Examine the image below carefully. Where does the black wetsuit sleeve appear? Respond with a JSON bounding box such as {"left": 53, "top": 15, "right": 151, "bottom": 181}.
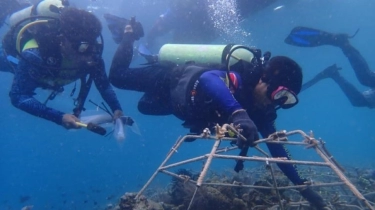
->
{"left": 260, "top": 120, "right": 307, "bottom": 186}
{"left": 9, "top": 49, "right": 65, "bottom": 125}
{"left": 92, "top": 59, "right": 122, "bottom": 112}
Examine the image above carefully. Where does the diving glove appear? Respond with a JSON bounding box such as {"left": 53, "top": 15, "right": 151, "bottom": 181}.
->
{"left": 229, "top": 109, "right": 259, "bottom": 148}
{"left": 230, "top": 110, "right": 259, "bottom": 173}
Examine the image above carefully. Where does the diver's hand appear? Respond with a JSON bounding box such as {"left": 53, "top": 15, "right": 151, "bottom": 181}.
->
{"left": 113, "top": 109, "right": 123, "bottom": 121}
{"left": 230, "top": 109, "right": 259, "bottom": 148}
{"left": 124, "top": 17, "right": 144, "bottom": 41}
{"left": 62, "top": 114, "right": 80, "bottom": 129}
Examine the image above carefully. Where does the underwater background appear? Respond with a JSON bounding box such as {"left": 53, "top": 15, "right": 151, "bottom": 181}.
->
{"left": 1, "top": 0, "right": 374, "bottom": 209}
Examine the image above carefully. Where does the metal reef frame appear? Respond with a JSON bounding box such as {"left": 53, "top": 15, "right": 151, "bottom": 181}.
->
{"left": 135, "top": 124, "right": 374, "bottom": 210}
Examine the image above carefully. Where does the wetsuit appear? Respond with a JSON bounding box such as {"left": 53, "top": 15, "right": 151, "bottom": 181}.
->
{"left": 302, "top": 43, "right": 375, "bottom": 108}
{"left": 109, "top": 32, "right": 310, "bottom": 186}
{"left": 9, "top": 48, "right": 122, "bottom": 125}
{"left": 340, "top": 43, "right": 375, "bottom": 108}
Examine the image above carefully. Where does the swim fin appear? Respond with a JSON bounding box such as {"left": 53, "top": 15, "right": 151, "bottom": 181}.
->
{"left": 103, "top": 13, "right": 129, "bottom": 44}
{"left": 137, "top": 43, "right": 158, "bottom": 64}
{"left": 284, "top": 26, "right": 359, "bottom": 47}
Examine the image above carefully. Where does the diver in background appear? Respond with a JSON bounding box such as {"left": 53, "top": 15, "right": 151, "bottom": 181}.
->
{"left": 104, "top": 0, "right": 277, "bottom": 48}
{"left": 108, "top": 18, "right": 330, "bottom": 209}
{"left": 302, "top": 64, "right": 375, "bottom": 108}
{"left": 286, "top": 26, "right": 375, "bottom": 109}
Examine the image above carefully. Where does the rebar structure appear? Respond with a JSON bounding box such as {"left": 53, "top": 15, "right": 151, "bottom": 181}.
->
{"left": 135, "top": 124, "right": 375, "bottom": 210}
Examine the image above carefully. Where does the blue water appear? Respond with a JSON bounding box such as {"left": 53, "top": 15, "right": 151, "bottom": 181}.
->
{"left": 1, "top": 0, "right": 374, "bottom": 209}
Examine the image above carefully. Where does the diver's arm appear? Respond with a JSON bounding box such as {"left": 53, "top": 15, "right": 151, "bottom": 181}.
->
{"left": 9, "top": 50, "right": 65, "bottom": 125}
{"left": 92, "top": 59, "right": 122, "bottom": 113}
{"left": 198, "top": 70, "right": 243, "bottom": 116}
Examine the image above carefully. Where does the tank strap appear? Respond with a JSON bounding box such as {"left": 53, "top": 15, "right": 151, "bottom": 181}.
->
{"left": 221, "top": 44, "right": 235, "bottom": 64}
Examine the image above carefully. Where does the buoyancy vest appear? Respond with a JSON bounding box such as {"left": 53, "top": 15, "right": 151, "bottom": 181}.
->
{"left": 22, "top": 39, "right": 84, "bottom": 88}
{"left": 170, "top": 65, "right": 208, "bottom": 120}
{"left": 170, "top": 61, "right": 262, "bottom": 122}
{"left": 21, "top": 38, "right": 93, "bottom": 116}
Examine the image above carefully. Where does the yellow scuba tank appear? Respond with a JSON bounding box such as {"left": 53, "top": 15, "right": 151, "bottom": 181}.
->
{"left": 158, "top": 44, "right": 255, "bottom": 68}
{"left": 9, "top": 0, "right": 66, "bottom": 27}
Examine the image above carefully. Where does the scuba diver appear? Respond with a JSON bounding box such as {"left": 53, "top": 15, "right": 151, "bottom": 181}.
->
{"left": 104, "top": 0, "right": 277, "bottom": 49}
{"left": 285, "top": 26, "right": 375, "bottom": 109}
{"left": 4, "top": 3, "right": 124, "bottom": 130}
{"left": 108, "top": 18, "right": 330, "bottom": 209}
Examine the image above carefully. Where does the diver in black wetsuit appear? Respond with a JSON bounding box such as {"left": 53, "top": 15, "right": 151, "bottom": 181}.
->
{"left": 108, "top": 19, "right": 330, "bottom": 209}
{"left": 286, "top": 26, "right": 375, "bottom": 109}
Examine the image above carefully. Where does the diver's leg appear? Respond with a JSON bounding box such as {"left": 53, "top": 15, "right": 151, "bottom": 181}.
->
{"left": 340, "top": 43, "right": 375, "bottom": 87}
{"left": 110, "top": 64, "right": 171, "bottom": 92}
{"left": 137, "top": 92, "right": 172, "bottom": 115}
{"left": 266, "top": 143, "right": 328, "bottom": 208}
{"left": 331, "top": 73, "right": 371, "bottom": 108}
{"left": 302, "top": 64, "right": 370, "bottom": 107}
{"left": 109, "top": 32, "right": 172, "bottom": 92}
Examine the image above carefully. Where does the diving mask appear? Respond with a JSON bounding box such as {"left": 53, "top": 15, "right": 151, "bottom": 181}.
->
{"left": 270, "top": 86, "right": 298, "bottom": 109}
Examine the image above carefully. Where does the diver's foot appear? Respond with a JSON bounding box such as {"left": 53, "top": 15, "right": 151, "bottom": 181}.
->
{"left": 328, "top": 33, "right": 351, "bottom": 47}
{"left": 143, "top": 54, "right": 158, "bottom": 64}
{"left": 316, "top": 64, "right": 342, "bottom": 79}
